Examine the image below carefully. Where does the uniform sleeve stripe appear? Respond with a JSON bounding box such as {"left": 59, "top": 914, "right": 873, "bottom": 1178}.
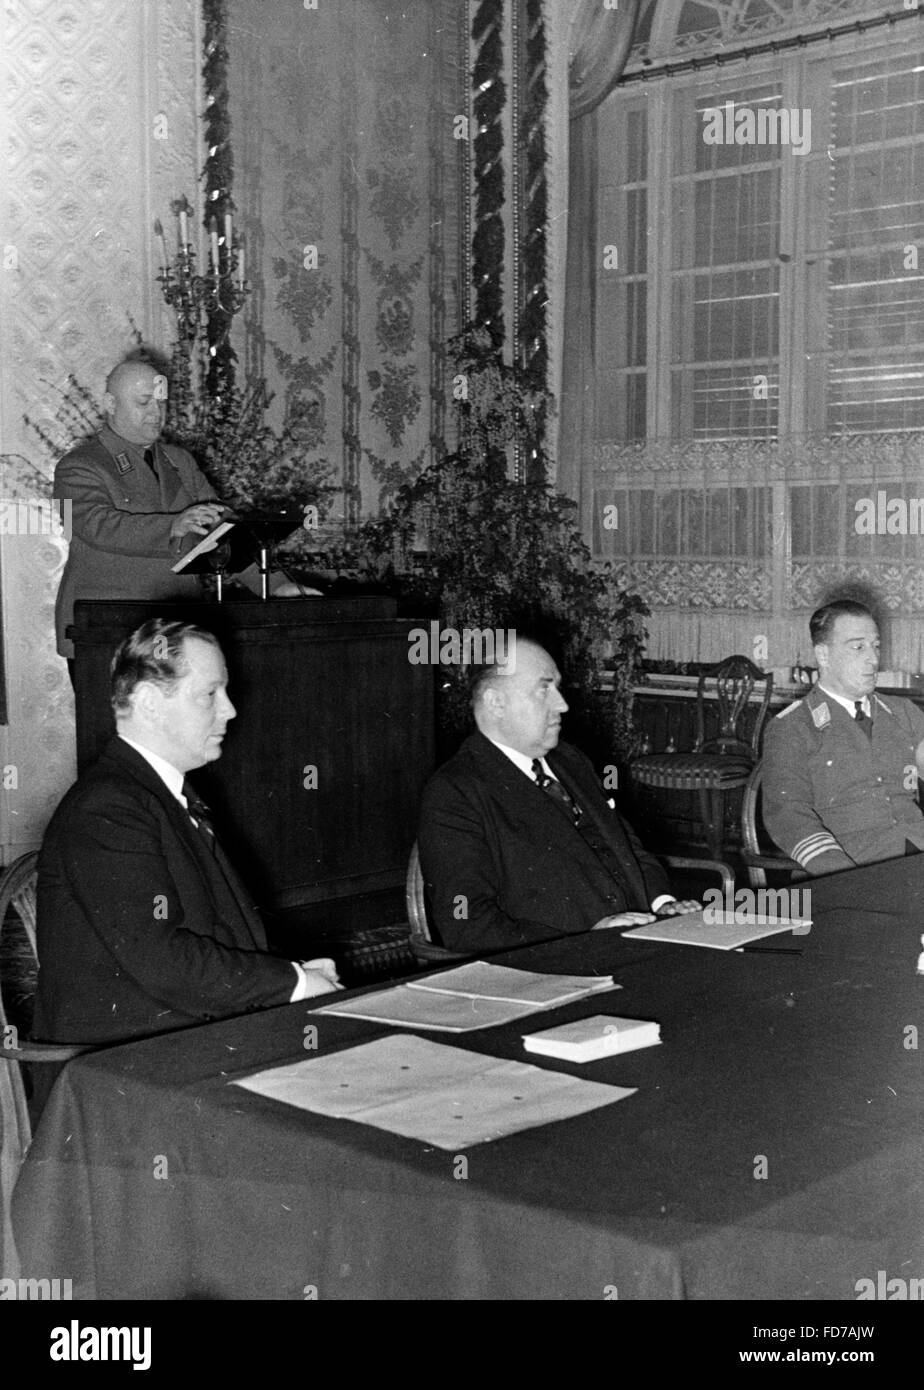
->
{"left": 796, "top": 843, "right": 841, "bottom": 866}
{"left": 792, "top": 832, "right": 842, "bottom": 866}
{"left": 792, "top": 833, "right": 838, "bottom": 854}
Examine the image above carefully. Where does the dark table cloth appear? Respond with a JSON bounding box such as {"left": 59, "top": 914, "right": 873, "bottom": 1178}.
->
{"left": 12, "top": 854, "right": 924, "bottom": 1300}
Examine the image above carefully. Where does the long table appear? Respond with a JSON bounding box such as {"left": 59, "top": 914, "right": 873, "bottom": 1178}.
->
{"left": 12, "top": 855, "right": 924, "bottom": 1300}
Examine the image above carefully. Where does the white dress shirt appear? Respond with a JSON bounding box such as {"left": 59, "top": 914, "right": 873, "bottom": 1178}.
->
{"left": 818, "top": 686, "right": 871, "bottom": 720}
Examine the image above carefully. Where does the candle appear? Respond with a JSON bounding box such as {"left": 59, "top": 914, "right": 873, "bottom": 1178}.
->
{"left": 178, "top": 205, "right": 189, "bottom": 247}
{"left": 238, "top": 243, "right": 245, "bottom": 289}
{"left": 224, "top": 212, "right": 233, "bottom": 252}
{"left": 209, "top": 218, "right": 220, "bottom": 277}
{"left": 153, "top": 218, "right": 168, "bottom": 274}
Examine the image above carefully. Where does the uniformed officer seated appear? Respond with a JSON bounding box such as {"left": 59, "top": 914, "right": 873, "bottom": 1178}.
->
{"left": 762, "top": 599, "right": 924, "bottom": 875}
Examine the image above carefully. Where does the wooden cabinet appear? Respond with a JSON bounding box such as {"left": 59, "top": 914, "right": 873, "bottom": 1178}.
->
{"left": 71, "top": 597, "right": 434, "bottom": 932}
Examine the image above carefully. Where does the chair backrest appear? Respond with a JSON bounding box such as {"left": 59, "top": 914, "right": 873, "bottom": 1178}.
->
{"left": 404, "top": 843, "right": 471, "bottom": 964}
{"left": 0, "top": 851, "right": 39, "bottom": 1278}
{"left": 739, "top": 761, "right": 804, "bottom": 889}
{"left": 405, "top": 842, "right": 432, "bottom": 945}
{"left": 695, "top": 655, "right": 773, "bottom": 758}
{"left": 740, "top": 762, "right": 766, "bottom": 860}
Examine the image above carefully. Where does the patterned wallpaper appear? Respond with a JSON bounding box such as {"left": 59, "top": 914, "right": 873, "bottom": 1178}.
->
{"left": 0, "top": 0, "right": 203, "bottom": 858}
{"left": 228, "top": 0, "right": 464, "bottom": 522}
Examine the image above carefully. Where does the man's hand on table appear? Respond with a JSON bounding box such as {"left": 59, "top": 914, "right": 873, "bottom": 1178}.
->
{"left": 302, "top": 958, "right": 342, "bottom": 993}
{"left": 591, "top": 911, "right": 657, "bottom": 931}
{"left": 290, "top": 957, "right": 343, "bottom": 1001}
{"left": 654, "top": 899, "right": 701, "bottom": 917}
{"left": 590, "top": 898, "right": 701, "bottom": 931}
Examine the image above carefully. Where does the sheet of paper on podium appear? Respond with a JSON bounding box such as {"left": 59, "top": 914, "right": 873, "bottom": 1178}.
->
{"left": 233, "top": 1033, "right": 635, "bottom": 1149}
{"left": 170, "top": 520, "right": 236, "bottom": 573}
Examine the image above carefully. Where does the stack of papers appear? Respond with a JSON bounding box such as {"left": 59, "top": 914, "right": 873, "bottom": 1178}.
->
{"left": 312, "top": 960, "right": 618, "bottom": 1032}
{"left": 233, "top": 1033, "right": 635, "bottom": 1149}
{"left": 523, "top": 1015, "right": 661, "bottom": 1063}
{"left": 621, "top": 907, "right": 810, "bottom": 951}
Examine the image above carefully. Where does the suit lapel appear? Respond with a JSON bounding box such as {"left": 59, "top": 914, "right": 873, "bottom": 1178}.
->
{"left": 468, "top": 734, "right": 606, "bottom": 863}
{"left": 101, "top": 739, "right": 267, "bottom": 949}
{"left": 549, "top": 746, "right": 650, "bottom": 906}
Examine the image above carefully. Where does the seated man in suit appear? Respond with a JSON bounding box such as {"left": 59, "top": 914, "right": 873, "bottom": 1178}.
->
{"left": 418, "top": 636, "right": 699, "bottom": 952}
{"left": 34, "top": 618, "right": 340, "bottom": 1047}
{"left": 763, "top": 599, "right": 924, "bottom": 874}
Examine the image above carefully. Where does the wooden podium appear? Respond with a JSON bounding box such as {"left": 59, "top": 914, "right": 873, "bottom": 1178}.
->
{"left": 71, "top": 597, "right": 435, "bottom": 932}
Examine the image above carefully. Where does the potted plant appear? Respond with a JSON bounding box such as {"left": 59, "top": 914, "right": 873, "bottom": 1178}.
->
{"left": 302, "top": 327, "right": 649, "bottom": 764}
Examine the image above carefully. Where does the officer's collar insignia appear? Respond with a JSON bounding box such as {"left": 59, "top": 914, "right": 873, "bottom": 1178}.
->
{"left": 811, "top": 701, "right": 831, "bottom": 729}
{"left": 115, "top": 452, "right": 133, "bottom": 474}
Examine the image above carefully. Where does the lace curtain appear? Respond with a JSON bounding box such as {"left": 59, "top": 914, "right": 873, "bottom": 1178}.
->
{"left": 560, "top": 9, "right": 924, "bottom": 675}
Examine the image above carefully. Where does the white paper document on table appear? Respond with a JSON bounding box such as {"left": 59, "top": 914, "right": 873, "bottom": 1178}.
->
{"left": 312, "top": 961, "right": 618, "bottom": 1031}
{"left": 233, "top": 1033, "right": 635, "bottom": 1149}
{"left": 407, "top": 960, "right": 617, "bottom": 1005}
{"left": 621, "top": 907, "right": 810, "bottom": 950}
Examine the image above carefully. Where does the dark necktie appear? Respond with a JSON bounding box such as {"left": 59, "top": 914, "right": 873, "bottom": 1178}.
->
{"left": 531, "top": 759, "right": 583, "bottom": 826}
{"left": 530, "top": 758, "right": 630, "bottom": 910}
{"left": 143, "top": 446, "right": 159, "bottom": 482}
{"left": 854, "top": 701, "right": 872, "bottom": 738}
{"left": 179, "top": 781, "right": 265, "bottom": 946}
{"left": 183, "top": 780, "right": 217, "bottom": 855}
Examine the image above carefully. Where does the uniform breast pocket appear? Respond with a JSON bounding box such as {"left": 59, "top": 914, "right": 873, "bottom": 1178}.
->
{"left": 812, "top": 755, "right": 867, "bottom": 809}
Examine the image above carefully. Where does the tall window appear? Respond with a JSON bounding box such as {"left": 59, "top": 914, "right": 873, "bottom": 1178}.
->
{"left": 591, "top": 27, "right": 924, "bottom": 674}
{"left": 670, "top": 80, "right": 782, "bottom": 440}
{"left": 816, "top": 52, "right": 924, "bottom": 434}
{"left": 601, "top": 43, "right": 924, "bottom": 443}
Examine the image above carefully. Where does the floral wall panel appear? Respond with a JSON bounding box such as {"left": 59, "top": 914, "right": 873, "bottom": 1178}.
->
{"left": 0, "top": 0, "right": 202, "bottom": 857}
{"left": 228, "top": 0, "right": 463, "bottom": 521}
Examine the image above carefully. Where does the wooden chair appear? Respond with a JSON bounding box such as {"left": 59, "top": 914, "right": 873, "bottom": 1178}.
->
{"left": 630, "top": 655, "right": 773, "bottom": 861}
{"left": 405, "top": 843, "right": 470, "bottom": 966}
{"left": 663, "top": 851, "right": 735, "bottom": 899}
{"left": 740, "top": 762, "right": 805, "bottom": 890}
{"left": 0, "top": 852, "right": 93, "bottom": 1277}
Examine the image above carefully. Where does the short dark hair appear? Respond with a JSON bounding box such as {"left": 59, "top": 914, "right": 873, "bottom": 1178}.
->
{"left": 110, "top": 618, "right": 220, "bottom": 714}
{"left": 469, "top": 661, "right": 503, "bottom": 710}
{"left": 469, "top": 633, "right": 549, "bottom": 711}
{"left": 810, "top": 600, "right": 876, "bottom": 648}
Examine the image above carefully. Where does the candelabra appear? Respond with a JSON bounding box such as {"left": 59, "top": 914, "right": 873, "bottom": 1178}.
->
{"left": 154, "top": 196, "right": 249, "bottom": 347}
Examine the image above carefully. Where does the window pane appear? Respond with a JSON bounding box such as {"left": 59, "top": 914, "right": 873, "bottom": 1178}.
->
{"left": 670, "top": 81, "right": 781, "bottom": 441}
{"left": 596, "top": 99, "right": 648, "bottom": 445}
{"left": 825, "top": 51, "right": 924, "bottom": 432}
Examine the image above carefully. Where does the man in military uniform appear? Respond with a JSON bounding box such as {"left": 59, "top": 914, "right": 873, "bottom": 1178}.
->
{"left": 763, "top": 599, "right": 924, "bottom": 874}
{"left": 54, "top": 355, "right": 301, "bottom": 678}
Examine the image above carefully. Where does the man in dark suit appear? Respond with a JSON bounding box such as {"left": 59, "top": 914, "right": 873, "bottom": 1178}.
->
{"left": 418, "top": 637, "right": 699, "bottom": 952}
{"left": 53, "top": 356, "right": 302, "bottom": 670}
{"left": 34, "top": 618, "right": 340, "bottom": 1046}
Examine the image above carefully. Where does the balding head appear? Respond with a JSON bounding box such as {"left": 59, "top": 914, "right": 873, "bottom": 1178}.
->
{"left": 474, "top": 637, "right": 569, "bottom": 758}
{"left": 104, "top": 360, "right": 167, "bottom": 446}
